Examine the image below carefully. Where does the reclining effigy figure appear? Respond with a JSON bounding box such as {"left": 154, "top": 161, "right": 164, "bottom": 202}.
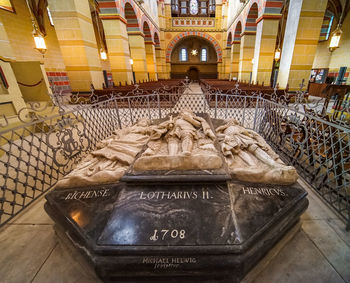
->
{"left": 216, "top": 119, "right": 298, "bottom": 184}
{"left": 55, "top": 110, "right": 222, "bottom": 188}
{"left": 54, "top": 112, "right": 297, "bottom": 189}
{"left": 134, "top": 109, "right": 222, "bottom": 171}
{"left": 54, "top": 119, "right": 151, "bottom": 189}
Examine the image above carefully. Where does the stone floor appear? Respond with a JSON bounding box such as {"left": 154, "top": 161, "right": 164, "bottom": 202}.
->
{"left": 0, "top": 178, "right": 349, "bottom": 283}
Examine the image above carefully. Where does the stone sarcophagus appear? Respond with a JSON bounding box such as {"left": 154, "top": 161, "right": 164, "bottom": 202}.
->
{"left": 45, "top": 110, "right": 308, "bottom": 282}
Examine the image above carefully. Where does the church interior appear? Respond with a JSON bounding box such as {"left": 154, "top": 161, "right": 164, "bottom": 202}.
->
{"left": 0, "top": 0, "right": 350, "bottom": 282}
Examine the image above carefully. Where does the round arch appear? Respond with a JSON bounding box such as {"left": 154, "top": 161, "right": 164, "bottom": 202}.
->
{"left": 166, "top": 32, "right": 223, "bottom": 62}
{"left": 142, "top": 20, "right": 152, "bottom": 43}
{"left": 227, "top": 32, "right": 232, "bottom": 48}
{"left": 233, "top": 21, "right": 242, "bottom": 42}
{"left": 124, "top": 2, "right": 140, "bottom": 32}
{"left": 245, "top": 2, "right": 259, "bottom": 33}
{"left": 153, "top": 32, "right": 160, "bottom": 48}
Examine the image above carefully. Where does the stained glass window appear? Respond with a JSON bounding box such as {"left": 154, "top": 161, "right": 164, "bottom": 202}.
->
{"left": 180, "top": 48, "right": 188, "bottom": 61}
{"left": 190, "top": 0, "right": 198, "bottom": 15}
{"left": 201, "top": 48, "right": 207, "bottom": 61}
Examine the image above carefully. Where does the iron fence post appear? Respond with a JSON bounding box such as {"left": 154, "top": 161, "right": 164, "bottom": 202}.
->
{"left": 215, "top": 93, "right": 217, "bottom": 119}
{"left": 242, "top": 97, "right": 246, "bottom": 127}
{"left": 147, "top": 96, "right": 151, "bottom": 120}
{"left": 225, "top": 95, "right": 228, "bottom": 119}
{"left": 128, "top": 97, "right": 133, "bottom": 125}
{"left": 114, "top": 98, "right": 122, "bottom": 129}
{"left": 158, "top": 93, "right": 162, "bottom": 119}
{"left": 253, "top": 97, "right": 259, "bottom": 131}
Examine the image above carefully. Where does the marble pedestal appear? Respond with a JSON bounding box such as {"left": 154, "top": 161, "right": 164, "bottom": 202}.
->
{"left": 45, "top": 181, "right": 308, "bottom": 282}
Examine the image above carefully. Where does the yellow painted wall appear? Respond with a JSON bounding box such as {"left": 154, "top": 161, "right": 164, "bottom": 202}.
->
{"left": 164, "top": 31, "right": 224, "bottom": 76}
{"left": 11, "top": 61, "right": 51, "bottom": 101}
{"left": 313, "top": 13, "right": 350, "bottom": 84}
{"left": 0, "top": 0, "right": 66, "bottom": 73}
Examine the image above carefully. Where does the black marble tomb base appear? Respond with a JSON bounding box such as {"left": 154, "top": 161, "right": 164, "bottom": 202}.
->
{"left": 45, "top": 181, "right": 308, "bottom": 282}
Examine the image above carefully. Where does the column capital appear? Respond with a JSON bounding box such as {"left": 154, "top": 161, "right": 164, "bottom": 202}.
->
{"left": 256, "top": 14, "right": 282, "bottom": 24}
{"left": 240, "top": 31, "right": 256, "bottom": 37}
{"left": 128, "top": 31, "right": 145, "bottom": 37}
{"left": 100, "top": 14, "right": 127, "bottom": 25}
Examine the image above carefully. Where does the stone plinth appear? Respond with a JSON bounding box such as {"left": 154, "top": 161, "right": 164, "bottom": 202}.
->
{"left": 45, "top": 181, "right": 308, "bottom": 282}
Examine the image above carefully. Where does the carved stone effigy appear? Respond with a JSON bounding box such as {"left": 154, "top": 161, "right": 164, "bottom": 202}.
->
{"left": 54, "top": 119, "right": 151, "bottom": 189}
{"left": 215, "top": 119, "right": 298, "bottom": 185}
{"left": 45, "top": 110, "right": 308, "bottom": 282}
{"left": 133, "top": 110, "right": 222, "bottom": 171}
{"left": 55, "top": 110, "right": 297, "bottom": 187}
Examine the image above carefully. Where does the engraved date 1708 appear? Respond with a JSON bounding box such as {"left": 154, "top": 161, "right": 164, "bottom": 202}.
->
{"left": 150, "top": 229, "right": 186, "bottom": 241}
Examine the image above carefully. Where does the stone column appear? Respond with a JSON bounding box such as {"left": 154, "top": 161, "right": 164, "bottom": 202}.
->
{"left": 218, "top": 62, "right": 224, "bottom": 79}
{"left": 48, "top": 0, "right": 104, "bottom": 91}
{"left": 166, "top": 62, "right": 171, "bottom": 78}
{"left": 128, "top": 33, "right": 148, "bottom": 83}
{"left": 0, "top": 19, "right": 27, "bottom": 116}
{"left": 224, "top": 47, "right": 231, "bottom": 79}
{"left": 277, "top": 0, "right": 327, "bottom": 90}
{"left": 230, "top": 42, "right": 240, "bottom": 80}
{"left": 238, "top": 33, "right": 256, "bottom": 82}
{"left": 145, "top": 43, "right": 157, "bottom": 80}
{"left": 157, "top": 31, "right": 168, "bottom": 79}
{"left": 100, "top": 17, "right": 133, "bottom": 85}
{"left": 252, "top": 17, "right": 280, "bottom": 85}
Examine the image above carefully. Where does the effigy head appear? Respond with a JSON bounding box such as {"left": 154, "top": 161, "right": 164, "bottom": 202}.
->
{"left": 135, "top": 118, "right": 150, "bottom": 127}
{"left": 225, "top": 119, "right": 241, "bottom": 126}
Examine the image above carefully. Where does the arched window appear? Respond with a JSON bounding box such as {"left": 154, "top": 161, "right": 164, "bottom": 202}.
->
{"left": 171, "top": 0, "right": 215, "bottom": 17}
{"left": 180, "top": 48, "right": 188, "bottom": 61}
{"left": 190, "top": 0, "right": 198, "bottom": 15}
{"left": 201, "top": 48, "right": 207, "bottom": 62}
{"left": 171, "top": 0, "right": 179, "bottom": 13}
{"left": 319, "top": 10, "right": 334, "bottom": 41}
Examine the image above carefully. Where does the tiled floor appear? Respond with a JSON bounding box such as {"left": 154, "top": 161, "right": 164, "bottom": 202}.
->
{"left": 0, "top": 178, "right": 349, "bottom": 283}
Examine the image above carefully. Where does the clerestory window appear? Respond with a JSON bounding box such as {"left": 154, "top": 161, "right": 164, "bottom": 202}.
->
{"left": 171, "top": 0, "right": 215, "bottom": 17}
{"left": 201, "top": 48, "right": 207, "bottom": 62}
{"left": 180, "top": 48, "right": 188, "bottom": 61}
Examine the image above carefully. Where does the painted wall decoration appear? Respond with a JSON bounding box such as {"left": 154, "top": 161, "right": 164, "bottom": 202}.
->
{"left": 172, "top": 18, "right": 215, "bottom": 27}
{"left": 227, "top": 0, "right": 283, "bottom": 36}
{"left": 97, "top": 0, "right": 160, "bottom": 38}
{"left": 166, "top": 32, "right": 223, "bottom": 62}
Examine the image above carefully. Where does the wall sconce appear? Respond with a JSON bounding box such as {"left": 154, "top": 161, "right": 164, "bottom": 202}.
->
{"left": 130, "top": 58, "right": 134, "bottom": 65}
{"left": 100, "top": 49, "right": 107, "bottom": 60}
{"left": 274, "top": 47, "right": 281, "bottom": 61}
{"left": 329, "top": 25, "right": 342, "bottom": 52}
{"left": 33, "top": 33, "right": 47, "bottom": 55}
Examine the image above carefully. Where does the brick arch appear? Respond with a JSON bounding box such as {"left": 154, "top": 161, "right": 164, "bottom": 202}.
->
{"left": 245, "top": 2, "right": 259, "bottom": 32}
{"left": 166, "top": 32, "right": 223, "bottom": 62}
{"left": 263, "top": 0, "right": 283, "bottom": 14}
{"left": 233, "top": 21, "right": 243, "bottom": 42}
{"left": 122, "top": 0, "right": 140, "bottom": 31}
{"left": 227, "top": 32, "right": 232, "bottom": 48}
{"left": 153, "top": 31, "right": 160, "bottom": 48}
{"left": 232, "top": 0, "right": 261, "bottom": 34}
{"left": 142, "top": 20, "right": 152, "bottom": 43}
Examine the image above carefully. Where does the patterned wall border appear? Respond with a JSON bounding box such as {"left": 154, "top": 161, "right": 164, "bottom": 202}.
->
{"left": 166, "top": 31, "right": 223, "bottom": 62}
{"left": 227, "top": 0, "right": 283, "bottom": 36}
{"left": 98, "top": 0, "right": 159, "bottom": 43}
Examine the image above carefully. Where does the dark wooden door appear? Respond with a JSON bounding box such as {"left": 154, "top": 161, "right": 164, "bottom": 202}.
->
{"left": 188, "top": 67, "right": 199, "bottom": 81}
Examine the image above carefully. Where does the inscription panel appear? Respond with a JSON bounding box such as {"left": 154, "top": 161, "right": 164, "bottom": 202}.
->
{"left": 97, "top": 183, "right": 236, "bottom": 246}
{"left": 142, "top": 256, "right": 198, "bottom": 270}
{"left": 45, "top": 184, "right": 120, "bottom": 239}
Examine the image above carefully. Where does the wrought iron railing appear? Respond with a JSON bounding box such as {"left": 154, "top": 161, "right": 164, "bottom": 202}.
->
{"left": 0, "top": 84, "right": 349, "bottom": 230}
